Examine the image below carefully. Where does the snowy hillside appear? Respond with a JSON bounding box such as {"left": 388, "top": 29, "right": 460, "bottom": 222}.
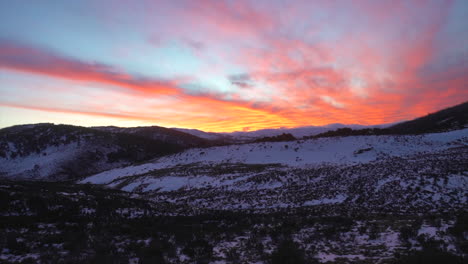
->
{"left": 0, "top": 124, "right": 189, "bottom": 180}
{"left": 82, "top": 128, "right": 468, "bottom": 183}
{"left": 81, "top": 129, "right": 468, "bottom": 213}
{"left": 93, "top": 125, "right": 212, "bottom": 147}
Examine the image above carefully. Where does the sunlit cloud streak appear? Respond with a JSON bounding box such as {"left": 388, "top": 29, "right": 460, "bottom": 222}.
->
{"left": 0, "top": 40, "right": 181, "bottom": 95}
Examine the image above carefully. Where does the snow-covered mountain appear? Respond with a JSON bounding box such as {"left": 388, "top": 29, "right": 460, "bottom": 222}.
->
{"left": 172, "top": 127, "right": 232, "bottom": 141}
{"left": 93, "top": 125, "right": 214, "bottom": 147}
{"left": 2, "top": 102, "right": 466, "bottom": 182}
{"left": 81, "top": 128, "right": 468, "bottom": 212}
{"left": 73, "top": 127, "right": 467, "bottom": 263}
{"left": 0, "top": 123, "right": 208, "bottom": 180}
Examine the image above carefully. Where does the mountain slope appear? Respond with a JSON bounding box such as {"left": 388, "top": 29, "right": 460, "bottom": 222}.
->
{"left": 389, "top": 101, "right": 468, "bottom": 134}
{"left": 81, "top": 129, "right": 468, "bottom": 212}
{"left": 0, "top": 124, "right": 203, "bottom": 180}
{"left": 93, "top": 125, "right": 214, "bottom": 147}
{"left": 75, "top": 127, "right": 468, "bottom": 262}
{"left": 304, "top": 102, "right": 468, "bottom": 139}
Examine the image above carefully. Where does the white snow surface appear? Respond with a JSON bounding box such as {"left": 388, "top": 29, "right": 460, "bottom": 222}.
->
{"left": 81, "top": 129, "right": 468, "bottom": 186}
{"left": 0, "top": 144, "right": 81, "bottom": 179}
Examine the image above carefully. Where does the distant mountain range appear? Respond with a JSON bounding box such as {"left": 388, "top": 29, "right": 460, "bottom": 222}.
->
{"left": 176, "top": 101, "right": 468, "bottom": 140}
{"left": 174, "top": 124, "right": 370, "bottom": 141}
{"left": 220, "top": 123, "right": 372, "bottom": 140}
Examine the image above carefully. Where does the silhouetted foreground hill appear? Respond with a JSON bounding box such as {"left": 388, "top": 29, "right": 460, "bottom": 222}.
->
{"left": 389, "top": 101, "right": 468, "bottom": 134}
{"left": 308, "top": 101, "right": 467, "bottom": 138}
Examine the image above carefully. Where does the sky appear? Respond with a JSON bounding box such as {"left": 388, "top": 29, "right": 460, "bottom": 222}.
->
{"left": 0, "top": 0, "right": 467, "bottom": 132}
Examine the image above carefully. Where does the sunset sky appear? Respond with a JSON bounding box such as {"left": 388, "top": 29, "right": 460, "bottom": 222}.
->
{"left": 0, "top": 0, "right": 467, "bottom": 132}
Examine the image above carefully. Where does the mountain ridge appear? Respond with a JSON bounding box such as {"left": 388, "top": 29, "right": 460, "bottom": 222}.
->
{"left": 0, "top": 123, "right": 210, "bottom": 180}
{"left": 1, "top": 102, "right": 466, "bottom": 181}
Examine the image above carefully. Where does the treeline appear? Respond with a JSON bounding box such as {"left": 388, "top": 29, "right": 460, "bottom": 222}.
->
{"left": 254, "top": 133, "right": 296, "bottom": 143}
{"left": 305, "top": 127, "right": 391, "bottom": 139}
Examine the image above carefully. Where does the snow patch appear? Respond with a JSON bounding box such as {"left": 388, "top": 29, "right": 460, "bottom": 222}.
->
{"left": 303, "top": 194, "right": 347, "bottom": 206}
